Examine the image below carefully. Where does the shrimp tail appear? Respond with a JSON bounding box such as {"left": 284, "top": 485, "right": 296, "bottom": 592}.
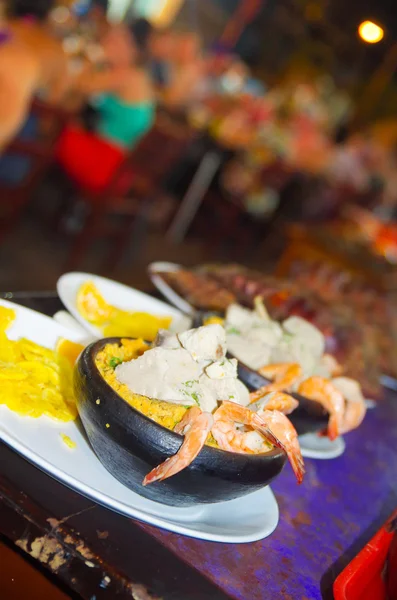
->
{"left": 327, "top": 414, "right": 339, "bottom": 441}
{"left": 258, "top": 422, "right": 305, "bottom": 484}
{"left": 143, "top": 408, "right": 213, "bottom": 486}
{"left": 289, "top": 451, "right": 305, "bottom": 485}
{"left": 257, "top": 409, "right": 305, "bottom": 484}
{"left": 252, "top": 419, "right": 286, "bottom": 451}
{"left": 143, "top": 456, "right": 182, "bottom": 486}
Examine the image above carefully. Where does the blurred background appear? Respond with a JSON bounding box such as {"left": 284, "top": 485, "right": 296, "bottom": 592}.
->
{"left": 2, "top": 0, "right": 397, "bottom": 291}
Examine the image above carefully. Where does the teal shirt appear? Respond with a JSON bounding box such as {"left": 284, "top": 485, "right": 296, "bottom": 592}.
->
{"left": 95, "top": 94, "right": 155, "bottom": 149}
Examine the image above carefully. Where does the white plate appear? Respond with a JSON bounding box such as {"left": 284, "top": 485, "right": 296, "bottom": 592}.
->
{"left": 57, "top": 272, "right": 191, "bottom": 338}
{"left": 299, "top": 432, "right": 346, "bottom": 460}
{"left": 148, "top": 262, "right": 196, "bottom": 316}
{"left": 0, "top": 299, "right": 279, "bottom": 543}
{"left": 380, "top": 374, "right": 397, "bottom": 392}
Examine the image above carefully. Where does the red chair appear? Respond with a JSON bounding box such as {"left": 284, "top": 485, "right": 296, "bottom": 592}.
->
{"left": 60, "top": 115, "right": 196, "bottom": 272}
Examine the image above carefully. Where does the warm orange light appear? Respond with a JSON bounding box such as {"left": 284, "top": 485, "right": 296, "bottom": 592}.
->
{"left": 358, "top": 20, "right": 384, "bottom": 44}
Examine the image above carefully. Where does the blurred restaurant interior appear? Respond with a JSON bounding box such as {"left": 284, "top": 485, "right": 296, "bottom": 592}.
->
{"left": 2, "top": 0, "right": 397, "bottom": 291}
{"left": 2, "top": 0, "right": 397, "bottom": 598}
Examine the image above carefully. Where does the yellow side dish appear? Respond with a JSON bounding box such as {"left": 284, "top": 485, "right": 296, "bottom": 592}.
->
{"left": 77, "top": 281, "right": 114, "bottom": 325}
{"left": 60, "top": 433, "right": 76, "bottom": 449}
{"left": 77, "top": 281, "right": 172, "bottom": 342}
{"left": 0, "top": 305, "right": 16, "bottom": 332}
{"left": 56, "top": 338, "right": 85, "bottom": 366}
{"left": 0, "top": 311, "right": 77, "bottom": 422}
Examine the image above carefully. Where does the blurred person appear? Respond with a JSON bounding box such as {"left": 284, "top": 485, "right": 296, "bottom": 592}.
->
{"left": 130, "top": 18, "right": 174, "bottom": 90}
{"left": 0, "top": 0, "right": 67, "bottom": 152}
{"left": 162, "top": 31, "right": 205, "bottom": 109}
{"left": 56, "top": 23, "right": 155, "bottom": 193}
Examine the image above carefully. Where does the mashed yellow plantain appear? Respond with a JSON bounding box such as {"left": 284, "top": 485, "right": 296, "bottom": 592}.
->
{"left": 0, "top": 307, "right": 77, "bottom": 422}
{"left": 0, "top": 305, "right": 16, "bottom": 332}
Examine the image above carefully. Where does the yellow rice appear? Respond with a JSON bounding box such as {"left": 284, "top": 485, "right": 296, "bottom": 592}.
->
{"left": 95, "top": 339, "right": 218, "bottom": 447}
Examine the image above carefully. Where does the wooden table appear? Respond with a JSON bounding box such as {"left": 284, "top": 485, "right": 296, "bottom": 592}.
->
{"left": 1, "top": 292, "right": 397, "bottom": 599}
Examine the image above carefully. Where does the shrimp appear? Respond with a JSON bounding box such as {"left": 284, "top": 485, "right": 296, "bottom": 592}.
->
{"left": 250, "top": 391, "right": 299, "bottom": 415}
{"left": 331, "top": 376, "right": 366, "bottom": 434}
{"left": 320, "top": 354, "right": 343, "bottom": 377}
{"left": 250, "top": 363, "right": 302, "bottom": 403}
{"left": 143, "top": 407, "right": 213, "bottom": 486}
{"left": 212, "top": 401, "right": 305, "bottom": 483}
{"left": 259, "top": 409, "right": 305, "bottom": 484}
{"left": 341, "top": 398, "right": 366, "bottom": 434}
{"left": 298, "top": 377, "right": 345, "bottom": 441}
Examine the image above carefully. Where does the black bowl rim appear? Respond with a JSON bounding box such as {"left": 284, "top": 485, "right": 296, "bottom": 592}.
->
{"left": 192, "top": 311, "right": 330, "bottom": 418}
{"left": 81, "top": 337, "right": 286, "bottom": 462}
{"left": 235, "top": 358, "right": 329, "bottom": 417}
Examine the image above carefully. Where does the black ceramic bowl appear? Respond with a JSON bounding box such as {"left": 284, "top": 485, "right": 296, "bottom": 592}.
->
{"left": 74, "top": 338, "right": 287, "bottom": 507}
{"left": 193, "top": 312, "right": 329, "bottom": 435}
{"left": 237, "top": 362, "right": 329, "bottom": 436}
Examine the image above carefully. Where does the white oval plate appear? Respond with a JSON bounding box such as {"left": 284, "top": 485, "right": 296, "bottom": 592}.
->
{"left": 299, "top": 432, "right": 346, "bottom": 460}
{"left": 380, "top": 374, "right": 397, "bottom": 392}
{"left": 0, "top": 299, "right": 279, "bottom": 543}
{"left": 148, "top": 262, "right": 196, "bottom": 316}
{"left": 57, "top": 272, "right": 191, "bottom": 338}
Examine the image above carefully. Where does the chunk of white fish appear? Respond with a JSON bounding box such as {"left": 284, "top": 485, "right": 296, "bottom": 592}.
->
{"left": 282, "top": 316, "right": 325, "bottom": 361}
{"left": 178, "top": 324, "right": 226, "bottom": 362}
{"left": 116, "top": 347, "right": 201, "bottom": 406}
{"left": 205, "top": 358, "right": 237, "bottom": 380}
{"left": 153, "top": 329, "right": 180, "bottom": 349}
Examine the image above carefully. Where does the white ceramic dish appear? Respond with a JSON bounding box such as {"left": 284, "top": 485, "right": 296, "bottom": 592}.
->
{"left": 57, "top": 272, "right": 191, "bottom": 338}
{"left": 299, "top": 432, "right": 346, "bottom": 460}
{"left": 380, "top": 374, "right": 397, "bottom": 392}
{"left": 0, "top": 299, "right": 279, "bottom": 543}
{"left": 148, "top": 262, "right": 196, "bottom": 315}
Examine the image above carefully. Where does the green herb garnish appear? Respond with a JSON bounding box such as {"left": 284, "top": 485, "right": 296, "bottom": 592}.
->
{"left": 191, "top": 392, "right": 200, "bottom": 406}
{"left": 227, "top": 327, "right": 241, "bottom": 335}
{"left": 109, "top": 357, "right": 122, "bottom": 369}
{"left": 183, "top": 380, "right": 199, "bottom": 388}
{"left": 283, "top": 333, "right": 294, "bottom": 342}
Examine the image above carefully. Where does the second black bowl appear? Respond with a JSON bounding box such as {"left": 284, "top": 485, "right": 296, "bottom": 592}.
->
{"left": 236, "top": 362, "right": 329, "bottom": 436}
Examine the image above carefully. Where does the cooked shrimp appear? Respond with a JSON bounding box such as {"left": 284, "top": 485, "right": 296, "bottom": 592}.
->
{"left": 331, "top": 377, "right": 366, "bottom": 434}
{"left": 250, "top": 363, "right": 303, "bottom": 403}
{"left": 298, "top": 377, "right": 345, "bottom": 441}
{"left": 321, "top": 354, "right": 343, "bottom": 377}
{"left": 341, "top": 398, "right": 366, "bottom": 434}
{"left": 143, "top": 407, "right": 213, "bottom": 486}
{"left": 259, "top": 409, "right": 305, "bottom": 484}
{"left": 250, "top": 391, "right": 299, "bottom": 415}
{"left": 212, "top": 401, "right": 282, "bottom": 453}
{"left": 212, "top": 401, "right": 305, "bottom": 483}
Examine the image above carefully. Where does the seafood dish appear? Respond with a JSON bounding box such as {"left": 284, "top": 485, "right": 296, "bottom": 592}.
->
{"left": 153, "top": 263, "right": 390, "bottom": 398}
{"left": 77, "top": 281, "right": 172, "bottom": 341}
{"left": 74, "top": 324, "right": 305, "bottom": 505}
{"left": 98, "top": 324, "right": 303, "bottom": 484}
{"left": 224, "top": 299, "right": 366, "bottom": 440}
